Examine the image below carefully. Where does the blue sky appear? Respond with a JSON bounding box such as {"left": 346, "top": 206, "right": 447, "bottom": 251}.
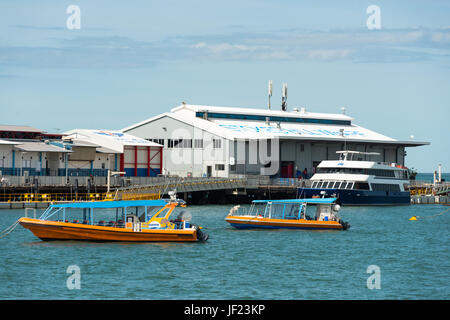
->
{"left": 0, "top": 0, "right": 449, "bottom": 172}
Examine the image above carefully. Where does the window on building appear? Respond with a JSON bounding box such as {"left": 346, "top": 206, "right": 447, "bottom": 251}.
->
{"left": 22, "top": 160, "right": 31, "bottom": 168}
{"left": 147, "top": 138, "right": 164, "bottom": 147}
{"left": 168, "top": 139, "right": 192, "bottom": 148}
{"left": 183, "top": 139, "right": 192, "bottom": 148}
{"left": 213, "top": 139, "right": 222, "bottom": 148}
{"left": 194, "top": 139, "right": 203, "bottom": 148}
{"left": 167, "top": 139, "right": 192, "bottom": 148}
{"left": 215, "top": 164, "right": 225, "bottom": 171}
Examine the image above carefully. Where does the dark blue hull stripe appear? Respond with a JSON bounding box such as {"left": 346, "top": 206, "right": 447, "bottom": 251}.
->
{"left": 297, "top": 188, "right": 410, "bottom": 205}
{"left": 229, "top": 223, "right": 337, "bottom": 230}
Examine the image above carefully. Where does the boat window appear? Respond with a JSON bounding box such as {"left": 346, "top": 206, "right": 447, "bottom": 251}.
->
{"left": 345, "top": 182, "right": 354, "bottom": 189}
{"left": 253, "top": 203, "right": 267, "bottom": 217}
{"left": 311, "top": 181, "right": 317, "bottom": 188}
{"left": 371, "top": 183, "right": 401, "bottom": 192}
{"left": 270, "top": 203, "right": 285, "bottom": 219}
{"left": 368, "top": 169, "right": 395, "bottom": 178}
{"left": 335, "top": 181, "right": 342, "bottom": 189}
{"left": 284, "top": 203, "right": 300, "bottom": 219}
{"left": 155, "top": 207, "right": 171, "bottom": 218}
{"left": 354, "top": 182, "right": 370, "bottom": 190}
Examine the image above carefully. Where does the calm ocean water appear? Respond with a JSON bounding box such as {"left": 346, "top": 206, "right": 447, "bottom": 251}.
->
{"left": 415, "top": 172, "right": 450, "bottom": 183}
{"left": 0, "top": 201, "right": 449, "bottom": 300}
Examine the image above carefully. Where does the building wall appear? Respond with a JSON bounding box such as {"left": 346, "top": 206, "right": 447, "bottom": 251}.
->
{"left": 123, "top": 116, "right": 408, "bottom": 178}
{"left": 0, "top": 145, "right": 16, "bottom": 175}
{"left": 123, "top": 146, "right": 162, "bottom": 177}
{"left": 66, "top": 152, "right": 114, "bottom": 177}
{"left": 124, "top": 116, "right": 229, "bottom": 177}
{"left": 0, "top": 146, "right": 60, "bottom": 176}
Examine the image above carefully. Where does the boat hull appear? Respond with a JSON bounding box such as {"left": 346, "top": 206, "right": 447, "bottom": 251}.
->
{"left": 297, "top": 188, "right": 410, "bottom": 205}
{"left": 19, "top": 217, "right": 198, "bottom": 242}
{"left": 225, "top": 215, "right": 343, "bottom": 230}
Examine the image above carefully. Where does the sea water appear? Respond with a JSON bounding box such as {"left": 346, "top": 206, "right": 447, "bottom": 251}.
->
{"left": 0, "top": 203, "right": 448, "bottom": 300}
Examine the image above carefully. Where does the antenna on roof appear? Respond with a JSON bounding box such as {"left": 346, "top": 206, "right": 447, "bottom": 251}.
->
{"left": 281, "top": 83, "right": 287, "bottom": 111}
{"left": 341, "top": 106, "right": 346, "bottom": 114}
{"left": 268, "top": 80, "right": 272, "bottom": 110}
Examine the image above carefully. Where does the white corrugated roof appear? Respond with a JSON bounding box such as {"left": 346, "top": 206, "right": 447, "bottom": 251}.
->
{"left": 121, "top": 104, "right": 429, "bottom": 146}
{"left": 171, "top": 104, "right": 354, "bottom": 121}
{"left": 0, "top": 139, "right": 21, "bottom": 145}
{"left": 14, "top": 141, "right": 71, "bottom": 153}
{"left": 0, "top": 125, "right": 44, "bottom": 133}
{"left": 64, "top": 129, "right": 162, "bottom": 153}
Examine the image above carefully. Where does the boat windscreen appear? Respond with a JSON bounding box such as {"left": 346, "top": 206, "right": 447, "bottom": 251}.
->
{"left": 270, "top": 203, "right": 301, "bottom": 219}
{"left": 251, "top": 203, "right": 267, "bottom": 217}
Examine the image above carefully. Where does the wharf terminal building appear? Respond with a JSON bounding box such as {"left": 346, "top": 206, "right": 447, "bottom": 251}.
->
{"left": 122, "top": 104, "right": 428, "bottom": 179}
{"left": 0, "top": 125, "right": 162, "bottom": 182}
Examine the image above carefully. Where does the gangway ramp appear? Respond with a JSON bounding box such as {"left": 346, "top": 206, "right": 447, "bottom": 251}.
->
{"left": 114, "top": 177, "right": 247, "bottom": 200}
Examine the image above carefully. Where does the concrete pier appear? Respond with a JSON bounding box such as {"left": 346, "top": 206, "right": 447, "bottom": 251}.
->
{"left": 411, "top": 195, "right": 449, "bottom": 205}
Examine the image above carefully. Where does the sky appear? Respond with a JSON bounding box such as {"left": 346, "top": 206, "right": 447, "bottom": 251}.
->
{"left": 0, "top": 0, "right": 449, "bottom": 172}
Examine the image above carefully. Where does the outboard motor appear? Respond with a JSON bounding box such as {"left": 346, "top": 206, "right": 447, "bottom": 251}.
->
{"left": 339, "top": 219, "right": 351, "bottom": 230}
{"left": 194, "top": 225, "right": 209, "bottom": 242}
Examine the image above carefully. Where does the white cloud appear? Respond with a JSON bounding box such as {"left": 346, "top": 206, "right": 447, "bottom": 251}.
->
{"left": 2, "top": 27, "right": 450, "bottom": 69}
{"left": 307, "top": 49, "right": 352, "bottom": 60}
{"left": 192, "top": 42, "right": 257, "bottom": 53}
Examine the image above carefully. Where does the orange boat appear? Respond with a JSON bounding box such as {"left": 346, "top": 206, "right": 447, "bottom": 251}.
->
{"left": 225, "top": 198, "right": 350, "bottom": 230}
{"left": 19, "top": 199, "right": 208, "bottom": 242}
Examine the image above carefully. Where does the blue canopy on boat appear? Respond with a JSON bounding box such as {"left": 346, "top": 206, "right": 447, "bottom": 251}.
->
{"left": 49, "top": 200, "right": 168, "bottom": 209}
{"left": 252, "top": 198, "right": 337, "bottom": 204}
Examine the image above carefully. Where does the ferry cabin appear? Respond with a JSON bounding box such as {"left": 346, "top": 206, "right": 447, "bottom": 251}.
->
{"left": 299, "top": 151, "right": 411, "bottom": 205}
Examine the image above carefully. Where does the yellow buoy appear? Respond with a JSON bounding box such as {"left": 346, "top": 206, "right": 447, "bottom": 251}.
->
{"left": 409, "top": 216, "right": 417, "bottom": 221}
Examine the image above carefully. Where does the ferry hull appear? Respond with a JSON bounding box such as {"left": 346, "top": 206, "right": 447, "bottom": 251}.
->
{"left": 225, "top": 216, "right": 344, "bottom": 230}
{"left": 19, "top": 217, "right": 198, "bottom": 242}
{"left": 297, "top": 188, "right": 410, "bottom": 206}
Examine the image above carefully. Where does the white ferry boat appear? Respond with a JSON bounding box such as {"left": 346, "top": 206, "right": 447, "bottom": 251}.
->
{"left": 297, "top": 151, "right": 410, "bottom": 205}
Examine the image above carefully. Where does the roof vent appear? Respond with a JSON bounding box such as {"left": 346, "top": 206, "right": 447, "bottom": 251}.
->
{"left": 281, "top": 83, "right": 287, "bottom": 111}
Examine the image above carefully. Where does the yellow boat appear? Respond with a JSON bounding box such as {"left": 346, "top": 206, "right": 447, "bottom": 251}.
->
{"left": 225, "top": 198, "right": 350, "bottom": 230}
{"left": 19, "top": 198, "right": 208, "bottom": 242}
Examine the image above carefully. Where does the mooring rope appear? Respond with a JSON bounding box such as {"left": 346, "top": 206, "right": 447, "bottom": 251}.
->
{"left": 410, "top": 206, "right": 450, "bottom": 220}
{"left": 0, "top": 219, "right": 20, "bottom": 239}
